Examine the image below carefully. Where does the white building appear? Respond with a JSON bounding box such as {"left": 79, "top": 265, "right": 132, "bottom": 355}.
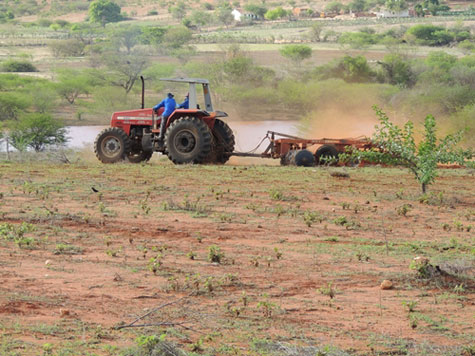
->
{"left": 231, "top": 9, "right": 242, "bottom": 21}
{"left": 375, "top": 9, "right": 410, "bottom": 18}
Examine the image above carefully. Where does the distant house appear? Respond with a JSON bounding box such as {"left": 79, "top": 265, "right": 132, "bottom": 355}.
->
{"left": 375, "top": 9, "right": 410, "bottom": 18}
{"left": 231, "top": 9, "right": 242, "bottom": 21}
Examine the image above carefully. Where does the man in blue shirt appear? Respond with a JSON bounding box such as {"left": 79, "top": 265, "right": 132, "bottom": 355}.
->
{"left": 153, "top": 92, "right": 176, "bottom": 146}
{"left": 177, "top": 94, "right": 189, "bottom": 109}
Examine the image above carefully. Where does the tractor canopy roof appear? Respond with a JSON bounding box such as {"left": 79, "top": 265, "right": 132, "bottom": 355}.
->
{"left": 159, "top": 77, "right": 209, "bottom": 84}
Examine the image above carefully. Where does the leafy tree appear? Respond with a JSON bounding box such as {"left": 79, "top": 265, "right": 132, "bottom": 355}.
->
{"left": 163, "top": 26, "right": 193, "bottom": 49}
{"left": 99, "top": 52, "right": 148, "bottom": 94}
{"left": 308, "top": 22, "right": 323, "bottom": 42}
{"left": 378, "top": 53, "right": 415, "bottom": 87}
{"left": 89, "top": 0, "right": 122, "bottom": 26}
{"left": 338, "top": 31, "right": 378, "bottom": 48}
{"left": 50, "top": 39, "right": 86, "bottom": 57}
{"left": 244, "top": 4, "right": 267, "bottom": 18}
{"left": 279, "top": 44, "right": 312, "bottom": 64}
{"left": 55, "top": 69, "right": 92, "bottom": 104}
{"left": 188, "top": 10, "right": 211, "bottom": 30}
{"left": 406, "top": 24, "right": 454, "bottom": 46}
{"left": 324, "top": 1, "right": 344, "bottom": 13}
{"left": 139, "top": 27, "right": 167, "bottom": 45}
{"left": 349, "top": 0, "right": 367, "bottom": 12}
{"left": 9, "top": 113, "right": 68, "bottom": 152}
{"left": 109, "top": 25, "right": 141, "bottom": 53}
{"left": 169, "top": 1, "right": 186, "bottom": 20}
{"left": 264, "top": 7, "right": 288, "bottom": 20}
{"left": 0, "top": 93, "right": 30, "bottom": 121}
{"left": 342, "top": 107, "right": 473, "bottom": 193}
{"left": 216, "top": 7, "right": 234, "bottom": 27}
{"left": 315, "top": 55, "right": 376, "bottom": 83}
{"left": 28, "top": 82, "right": 58, "bottom": 114}
{"left": 385, "top": 0, "right": 408, "bottom": 12}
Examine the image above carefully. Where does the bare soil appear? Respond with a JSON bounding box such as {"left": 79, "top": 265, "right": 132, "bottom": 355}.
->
{"left": 0, "top": 161, "right": 473, "bottom": 355}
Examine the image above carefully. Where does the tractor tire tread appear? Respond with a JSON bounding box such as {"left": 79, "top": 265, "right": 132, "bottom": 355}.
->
{"left": 165, "top": 116, "right": 213, "bottom": 164}
{"left": 94, "top": 127, "right": 131, "bottom": 164}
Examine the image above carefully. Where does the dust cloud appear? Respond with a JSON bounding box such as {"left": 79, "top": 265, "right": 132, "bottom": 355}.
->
{"left": 302, "top": 105, "right": 380, "bottom": 140}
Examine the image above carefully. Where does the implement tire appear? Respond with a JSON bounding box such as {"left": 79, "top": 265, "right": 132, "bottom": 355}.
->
{"left": 165, "top": 117, "right": 213, "bottom": 164}
{"left": 315, "top": 144, "right": 339, "bottom": 165}
{"left": 94, "top": 127, "right": 131, "bottom": 164}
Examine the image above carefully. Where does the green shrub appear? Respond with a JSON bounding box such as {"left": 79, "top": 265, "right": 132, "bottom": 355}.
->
{"left": 9, "top": 113, "right": 68, "bottom": 152}
{"left": 50, "top": 39, "right": 86, "bottom": 57}
{"left": 338, "top": 32, "right": 379, "bottom": 48}
{"left": 1, "top": 60, "right": 38, "bottom": 72}
{"left": 342, "top": 107, "right": 473, "bottom": 193}
{"left": 379, "top": 53, "right": 415, "bottom": 87}
{"left": 89, "top": 0, "right": 123, "bottom": 26}
{"left": 0, "top": 92, "right": 30, "bottom": 121}
{"left": 264, "top": 7, "right": 288, "bottom": 20}
{"left": 279, "top": 44, "right": 312, "bottom": 63}
{"left": 406, "top": 24, "right": 458, "bottom": 46}
{"left": 314, "top": 55, "right": 376, "bottom": 83}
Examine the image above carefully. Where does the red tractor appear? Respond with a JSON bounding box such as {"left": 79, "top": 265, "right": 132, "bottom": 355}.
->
{"left": 94, "top": 78, "right": 235, "bottom": 164}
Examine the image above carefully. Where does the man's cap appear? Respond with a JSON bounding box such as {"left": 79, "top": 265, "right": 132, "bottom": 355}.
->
{"left": 167, "top": 92, "right": 174, "bottom": 98}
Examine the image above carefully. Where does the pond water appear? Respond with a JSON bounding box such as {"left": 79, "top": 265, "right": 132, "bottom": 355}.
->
{"left": 66, "top": 120, "right": 301, "bottom": 153}
{"left": 0, "top": 120, "right": 301, "bottom": 155}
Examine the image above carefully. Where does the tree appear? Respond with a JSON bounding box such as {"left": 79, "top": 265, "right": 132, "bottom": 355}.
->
{"left": 308, "top": 22, "right": 323, "bottom": 42}
{"left": 9, "top": 113, "right": 68, "bottom": 152}
{"left": 349, "top": 0, "right": 367, "bottom": 12}
{"left": 170, "top": 1, "right": 187, "bottom": 20}
{"left": 264, "top": 7, "right": 288, "bottom": 20}
{"left": 189, "top": 10, "right": 211, "bottom": 29}
{"left": 139, "top": 27, "right": 167, "bottom": 45}
{"left": 163, "top": 26, "right": 193, "bottom": 49}
{"left": 342, "top": 107, "right": 473, "bottom": 193}
{"left": 216, "top": 7, "right": 234, "bottom": 27}
{"left": 279, "top": 44, "right": 312, "bottom": 64}
{"left": 378, "top": 53, "right": 415, "bottom": 87}
{"left": 0, "top": 93, "right": 30, "bottom": 121}
{"left": 109, "top": 25, "right": 141, "bottom": 53}
{"left": 100, "top": 52, "right": 148, "bottom": 94}
{"left": 55, "top": 69, "right": 92, "bottom": 104}
{"left": 89, "top": 0, "right": 123, "bottom": 26}
{"left": 324, "top": 1, "right": 344, "bottom": 14}
{"left": 244, "top": 4, "right": 267, "bottom": 18}
{"left": 385, "top": 0, "right": 408, "bottom": 12}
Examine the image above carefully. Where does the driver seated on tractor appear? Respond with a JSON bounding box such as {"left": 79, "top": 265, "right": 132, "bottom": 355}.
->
{"left": 177, "top": 94, "right": 189, "bottom": 109}
{"left": 153, "top": 92, "right": 176, "bottom": 147}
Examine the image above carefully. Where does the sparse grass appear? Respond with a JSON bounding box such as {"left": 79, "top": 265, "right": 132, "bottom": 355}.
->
{"left": 0, "top": 162, "right": 473, "bottom": 355}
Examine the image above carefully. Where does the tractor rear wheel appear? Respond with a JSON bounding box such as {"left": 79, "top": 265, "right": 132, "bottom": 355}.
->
{"left": 211, "top": 119, "right": 235, "bottom": 164}
{"left": 94, "top": 127, "right": 131, "bottom": 163}
{"left": 165, "top": 117, "right": 213, "bottom": 164}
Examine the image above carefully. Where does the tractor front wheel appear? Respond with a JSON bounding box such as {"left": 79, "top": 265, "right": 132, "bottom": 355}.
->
{"left": 165, "top": 117, "right": 213, "bottom": 164}
{"left": 94, "top": 127, "right": 131, "bottom": 163}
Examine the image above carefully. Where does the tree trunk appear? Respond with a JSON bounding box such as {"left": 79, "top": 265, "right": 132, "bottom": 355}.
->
{"left": 422, "top": 183, "right": 427, "bottom": 194}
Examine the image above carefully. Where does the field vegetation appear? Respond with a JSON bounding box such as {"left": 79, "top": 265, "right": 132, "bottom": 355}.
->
{"left": 0, "top": 158, "right": 474, "bottom": 355}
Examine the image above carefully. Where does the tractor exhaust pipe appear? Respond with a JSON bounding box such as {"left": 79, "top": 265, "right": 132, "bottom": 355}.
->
{"left": 140, "top": 76, "right": 145, "bottom": 109}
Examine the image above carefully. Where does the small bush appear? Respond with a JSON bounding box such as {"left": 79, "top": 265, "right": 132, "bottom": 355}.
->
{"left": 208, "top": 245, "right": 224, "bottom": 263}
{"left": 50, "top": 39, "right": 86, "bottom": 57}
{"left": 1, "top": 60, "right": 38, "bottom": 72}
